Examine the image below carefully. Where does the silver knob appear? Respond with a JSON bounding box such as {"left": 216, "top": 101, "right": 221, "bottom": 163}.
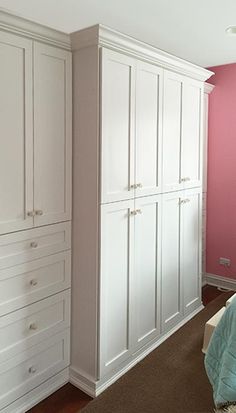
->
{"left": 130, "top": 210, "right": 137, "bottom": 216}
{"left": 136, "top": 183, "right": 142, "bottom": 188}
{"left": 30, "top": 242, "right": 38, "bottom": 249}
{"left": 184, "top": 198, "right": 190, "bottom": 203}
{"left": 27, "top": 211, "right": 35, "bottom": 217}
{"left": 35, "top": 210, "right": 43, "bottom": 216}
{"left": 30, "top": 279, "right": 38, "bottom": 286}
{"left": 29, "top": 322, "right": 37, "bottom": 331}
{"left": 136, "top": 209, "right": 142, "bottom": 214}
{"left": 180, "top": 199, "right": 185, "bottom": 204}
{"left": 29, "top": 366, "right": 37, "bottom": 374}
{"left": 130, "top": 184, "right": 137, "bottom": 189}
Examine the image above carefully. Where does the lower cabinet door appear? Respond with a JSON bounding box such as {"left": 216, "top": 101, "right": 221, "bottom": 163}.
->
{"left": 133, "top": 195, "right": 161, "bottom": 350}
{"left": 100, "top": 200, "right": 135, "bottom": 376}
{"left": 161, "top": 191, "right": 184, "bottom": 333}
{"left": 182, "top": 188, "right": 202, "bottom": 316}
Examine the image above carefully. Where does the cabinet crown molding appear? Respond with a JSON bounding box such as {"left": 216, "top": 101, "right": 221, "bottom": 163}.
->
{"left": 204, "top": 82, "right": 215, "bottom": 94}
{"left": 0, "top": 8, "right": 71, "bottom": 50}
{"left": 71, "top": 24, "right": 214, "bottom": 81}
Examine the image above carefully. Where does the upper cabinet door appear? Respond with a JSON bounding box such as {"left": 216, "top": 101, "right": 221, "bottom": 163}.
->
{"left": 135, "top": 62, "right": 163, "bottom": 197}
{"left": 101, "top": 48, "right": 135, "bottom": 203}
{"left": 162, "top": 71, "right": 183, "bottom": 193}
{"left": 181, "top": 79, "right": 203, "bottom": 189}
{"left": 33, "top": 43, "right": 72, "bottom": 226}
{"left": 0, "top": 32, "right": 33, "bottom": 235}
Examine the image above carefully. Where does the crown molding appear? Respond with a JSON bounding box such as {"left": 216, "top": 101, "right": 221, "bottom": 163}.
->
{"left": 204, "top": 82, "right": 215, "bottom": 94}
{"left": 71, "top": 24, "right": 214, "bottom": 81}
{"left": 0, "top": 8, "right": 71, "bottom": 50}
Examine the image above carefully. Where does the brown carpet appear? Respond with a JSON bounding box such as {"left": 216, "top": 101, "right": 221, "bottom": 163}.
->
{"left": 81, "top": 292, "right": 233, "bottom": 413}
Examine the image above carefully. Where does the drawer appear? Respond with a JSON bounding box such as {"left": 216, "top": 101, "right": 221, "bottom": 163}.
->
{"left": 0, "top": 330, "right": 70, "bottom": 410}
{"left": 0, "top": 222, "right": 71, "bottom": 269}
{"left": 0, "top": 290, "right": 70, "bottom": 363}
{"left": 0, "top": 251, "right": 71, "bottom": 316}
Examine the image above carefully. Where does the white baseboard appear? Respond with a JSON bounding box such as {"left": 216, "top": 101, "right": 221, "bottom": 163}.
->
{"left": 70, "top": 305, "right": 204, "bottom": 398}
{"left": 205, "top": 273, "right": 236, "bottom": 291}
{"left": 2, "top": 368, "right": 69, "bottom": 413}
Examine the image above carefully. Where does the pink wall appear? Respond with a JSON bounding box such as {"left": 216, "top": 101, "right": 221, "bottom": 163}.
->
{"left": 207, "top": 63, "right": 236, "bottom": 279}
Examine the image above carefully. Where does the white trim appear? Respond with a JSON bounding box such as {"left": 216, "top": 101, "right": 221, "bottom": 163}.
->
{"left": 1, "top": 368, "right": 69, "bottom": 413}
{"left": 0, "top": 8, "right": 71, "bottom": 50}
{"left": 70, "top": 305, "right": 204, "bottom": 397}
{"left": 205, "top": 273, "right": 236, "bottom": 291}
{"left": 204, "top": 82, "right": 215, "bottom": 94}
{"left": 70, "top": 25, "right": 213, "bottom": 82}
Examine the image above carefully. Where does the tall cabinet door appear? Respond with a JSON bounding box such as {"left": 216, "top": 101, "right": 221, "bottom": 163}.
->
{"left": 101, "top": 48, "right": 135, "bottom": 203}
{"left": 0, "top": 32, "right": 33, "bottom": 235}
{"left": 182, "top": 188, "right": 202, "bottom": 316}
{"left": 161, "top": 191, "right": 183, "bottom": 332}
{"left": 100, "top": 200, "right": 134, "bottom": 376}
{"left": 162, "top": 71, "right": 183, "bottom": 193}
{"left": 33, "top": 42, "right": 72, "bottom": 227}
{"left": 181, "top": 79, "right": 203, "bottom": 189}
{"left": 133, "top": 195, "right": 161, "bottom": 350}
{"left": 135, "top": 62, "right": 163, "bottom": 197}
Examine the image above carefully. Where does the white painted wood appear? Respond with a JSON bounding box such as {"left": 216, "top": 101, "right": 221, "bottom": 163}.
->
{"left": 135, "top": 62, "right": 163, "bottom": 197}
{"left": 181, "top": 79, "right": 203, "bottom": 190}
{"left": 0, "top": 251, "right": 71, "bottom": 316}
{"left": 100, "top": 200, "right": 134, "bottom": 375}
{"left": 204, "top": 273, "right": 236, "bottom": 291}
{"left": 133, "top": 195, "right": 161, "bottom": 348}
{"left": 0, "top": 330, "right": 70, "bottom": 410}
{"left": 182, "top": 188, "right": 202, "bottom": 315}
{"left": 0, "top": 31, "right": 33, "bottom": 235}
{"left": 162, "top": 71, "right": 183, "bottom": 193}
{"left": 101, "top": 48, "right": 135, "bottom": 203}
{"left": 161, "top": 191, "right": 183, "bottom": 332}
{"left": 34, "top": 42, "right": 72, "bottom": 226}
{"left": 0, "top": 222, "right": 71, "bottom": 269}
{"left": 0, "top": 290, "right": 70, "bottom": 363}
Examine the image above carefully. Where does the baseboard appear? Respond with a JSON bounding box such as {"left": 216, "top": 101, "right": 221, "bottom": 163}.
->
{"left": 205, "top": 273, "right": 236, "bottom": 291}
{"left": 2, "top": 368, "right": 69, "bottom": 413}
{"left": 70, "top": 305, "right": 204, "bottom": 398}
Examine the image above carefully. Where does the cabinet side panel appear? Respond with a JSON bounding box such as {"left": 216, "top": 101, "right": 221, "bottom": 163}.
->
{"left": 71, "top": 46, "right": 100, "bottom": 380}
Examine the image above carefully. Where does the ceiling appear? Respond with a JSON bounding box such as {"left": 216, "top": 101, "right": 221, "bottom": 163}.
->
{"left": 0, "top": 0, "right": 235, "bottom": 68}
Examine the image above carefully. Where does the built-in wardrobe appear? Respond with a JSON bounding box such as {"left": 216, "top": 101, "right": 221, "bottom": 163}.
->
{"left": 70, "top": 25, "right": 213, "bottom": 396}
{"left": 0, "top": 11, "right": 72, "bottom": 413}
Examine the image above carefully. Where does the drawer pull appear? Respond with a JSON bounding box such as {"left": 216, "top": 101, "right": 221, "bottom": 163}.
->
{"left": 30, "top": 242, "right": 38, "bottom": 249}
{"left": 30, "top": 279, "right": 38, "bottom": 287}
{"left": 35, "top": 210, "right": 43, "bottom": 216}
{"left": 29, "top": 322, "right": 38, "bottom": 331}
{"left": 29, "top": 366, "right": 37, "bottom": 374}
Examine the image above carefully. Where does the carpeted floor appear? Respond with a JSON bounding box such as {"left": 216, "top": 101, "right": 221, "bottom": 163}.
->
{"left": 81, "top": 291, "right": 233, "bottom": 413}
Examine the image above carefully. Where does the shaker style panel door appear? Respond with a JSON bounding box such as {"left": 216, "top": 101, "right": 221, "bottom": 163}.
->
{"left": 100, "top": 200, "right": 134, "bottom": 376}
{"left": 135, "top": 62, "right": 163, "bottom": 197}
{"left": 133, "top": 195, "right": 161, "bottom": 350}
{"left": 34, "top": 42, "right": 72, "bottom": 226}
{"left": 182, "top": 188, "right": 202, "bottom": 316}
{"left": 101, "top": 48, "right": 135, "bottom": 203}
{"left": 0, "top": 32, "right": 33, "bottom": 235}
{"left": 162, "top": 71, "right": 183, "bottom": 193}
{"left": 181, "top": 80, "right": 203, "bottom": 189}
{"left": 161, "top": 192, "right": 183, "bottom": 332}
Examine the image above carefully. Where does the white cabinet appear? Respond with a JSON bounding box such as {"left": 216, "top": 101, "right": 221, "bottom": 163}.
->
{"left": 162, "top": 188, "right": 201, "bottom": 333}
{"left": 163, "top": 71, "right": 203, "bottom": 193}
{"left": 34, "top": 43, "right": 72, "bottom": 226}
{"left": 0, "top": 32, "right": 33, "bottom": 235}
{"left": 101, "top": 49, "right": 163, "bottom": 203}
{"left": 71, "top": 24, "right": 212, "bottom": 397}
{"left": 100, "top": 195, "right": 161, "bottom": 375}
{"left": 0, "top": 34, "right": 72, "bottom": 235}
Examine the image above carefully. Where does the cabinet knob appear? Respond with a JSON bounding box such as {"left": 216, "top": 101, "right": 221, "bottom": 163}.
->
{"left": 27, "top": 211, "right": 35, "bottom": 217}
{"left": 35, "top": 210, "right": 43, "bottom": 216}
{"left": 181, "top": 177, "right": 191, "bottom": 182}
{"left": 136, "top": 209, "right": 142, "bottom": 214}
{"left": 29, "top": 322, "right": 38, "bottom": 331}
{"left": 30, "top": 241, "right": 38, "bottom": 249}
{"left": 28, "top": 366, "right": 37, "bottom": 374}
{"left": 136, "top": 183, "right": 143, "bottom": 188}
{"left": 130, "top": 184, "right": 137, "bottom": 189}
{"left": 30, "top": 279, "right": 38, "bottom": 287}
{"left": 130, "top": 210, "right": 137, "bottom": 216}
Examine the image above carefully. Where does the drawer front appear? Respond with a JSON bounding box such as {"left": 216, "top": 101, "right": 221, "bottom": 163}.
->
{"left": 0, "top": 291, "right": 70, "bottom": 363}
{"left": 0, "top": 222, "right": 71, "bottom": 269}
{"left": 0, "top": 251, "right": 71, "bottom": 316}
{"left": 0, "top": 330, "right": 70, "bottom": 410}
